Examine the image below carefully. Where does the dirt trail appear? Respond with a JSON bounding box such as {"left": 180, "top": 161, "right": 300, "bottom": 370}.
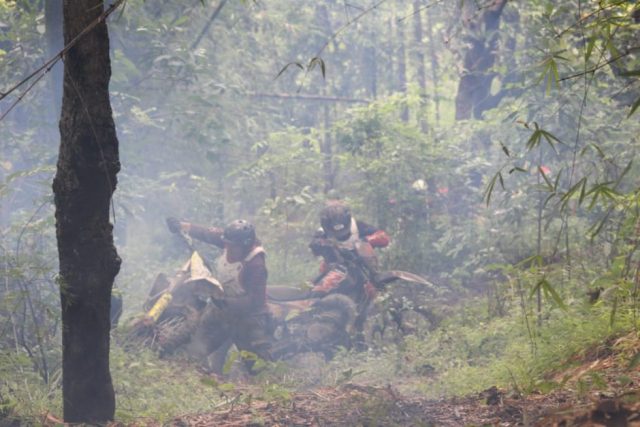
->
{"left": 37, "top": 335, "right": 640, "bottom": 426}
{"left": 158, "top": 337, "right": 640, "bottom": 426}
{"left": 38, "top": 382, "right": 640, "bottom": 426}
{"left": 159, "top": 384, "right": 640, "bottom": 426}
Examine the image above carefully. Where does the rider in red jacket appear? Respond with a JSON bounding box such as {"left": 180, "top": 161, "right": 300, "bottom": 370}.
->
{"left": 309, "top": 201, "right": 390, "bottom": 300}
{"left": 308, "top": 201, "right": 390, "bottom": 350}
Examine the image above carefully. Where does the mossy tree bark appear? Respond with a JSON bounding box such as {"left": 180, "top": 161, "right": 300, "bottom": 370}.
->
{"left": 52, "top": 0, "right": 120, "bottom": 422}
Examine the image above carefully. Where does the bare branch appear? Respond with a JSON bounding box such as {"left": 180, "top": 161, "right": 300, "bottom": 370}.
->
{"left": 0, "top": 0, "right": 126, "bottom": 123}
{"left": 559, "top": 46, "right": 640, "bottom": 82}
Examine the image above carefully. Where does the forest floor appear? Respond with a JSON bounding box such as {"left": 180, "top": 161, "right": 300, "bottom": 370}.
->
{"left": 37, "top": 333, "right": 640, "bottom": 426}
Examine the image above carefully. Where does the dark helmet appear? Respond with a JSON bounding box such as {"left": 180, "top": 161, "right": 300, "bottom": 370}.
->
{"left": 320, "top": 201, "right": 352, "bottom": 240}
{"left": 222, "top": 219, "right": 256, "bottom": 249}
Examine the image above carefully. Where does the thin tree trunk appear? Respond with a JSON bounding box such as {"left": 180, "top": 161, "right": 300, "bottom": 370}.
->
{"left": 362, "top": 29, "right": 378, "bottom": 99}
{"left": 315, "top": 3, "right": 335, "bottom": 193}
{"left": 53, "top": 0, "right": 120, "bottom": 422}
{"left": 412, "top": 0, "right": 427, "bottom": 132}
{"left": 395, "top": 12, "right": 408, "bottom": 122}
{"left": 322, "top": 102, "right": 334, "bottom": 193}
{"left": 426, "top": 10, "right": 440, "bottom": 126}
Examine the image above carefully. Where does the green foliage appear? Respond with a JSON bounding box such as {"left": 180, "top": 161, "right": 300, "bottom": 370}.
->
{"left": 110, "top": 345, "right": 240, "bottom": 422}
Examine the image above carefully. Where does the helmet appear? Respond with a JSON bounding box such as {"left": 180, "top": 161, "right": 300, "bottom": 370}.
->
{"left": 320, "top": 201, "right": 352, "bottom": 240}
{"left": 222, "top": 219, "right": 256, "bottom": 249}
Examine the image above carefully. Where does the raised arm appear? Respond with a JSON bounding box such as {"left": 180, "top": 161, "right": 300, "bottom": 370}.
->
{"left": 166, "top": 217, "right": 225, "bottom": 249}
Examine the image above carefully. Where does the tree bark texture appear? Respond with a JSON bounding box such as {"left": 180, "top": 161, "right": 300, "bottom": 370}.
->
{"left": 455, "top": 0, "right": 508, "bottom": 120}
{"left": 53, "top": 0, "right": 120, "bottom": 422}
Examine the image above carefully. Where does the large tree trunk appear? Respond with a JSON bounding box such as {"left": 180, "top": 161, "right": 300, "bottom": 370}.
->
{"left": 455, "top": 0, "right": 508, "bottom": 120}
{"left": 52, "top": 0, "right": 120, "bottom": 422}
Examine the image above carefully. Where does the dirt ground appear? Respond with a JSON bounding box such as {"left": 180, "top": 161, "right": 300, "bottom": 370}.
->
{"left": 40, "top": 381, "right": 640, "bottom": 426}
{"left": 166, "top": 335, "right": 640, "bottom": 426}
{"left": 155, "top": 384, "right": 640, "bottom": 427}
{"left": 36, "top": 335, "right": 640, "bottom": 426}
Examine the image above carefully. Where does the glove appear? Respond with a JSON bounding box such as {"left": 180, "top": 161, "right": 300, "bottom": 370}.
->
{"left": 309, "top": 237, "right": 332, "bottom": 255}
{"left": 365, "top": 230, "right": 390, "bottom": 248}
{"left": 166, "top": 217, "right": 182, "bottom": 234}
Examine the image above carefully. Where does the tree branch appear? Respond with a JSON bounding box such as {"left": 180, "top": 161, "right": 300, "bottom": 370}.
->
{"left": 559, "top": 46, "right": 640, "bottom": 82}
{"left": 190, "top": 0, "right": 229, "bottom": 50}
{"left": 245, "top": 92, "right": 370, "bottom": 104}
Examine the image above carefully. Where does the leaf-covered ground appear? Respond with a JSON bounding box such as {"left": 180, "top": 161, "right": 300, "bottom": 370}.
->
{"left": 35, "top": 334, "right": 640, "bottom": 426}
{"left": 39, "top": 384, "right": 640, "bottom": 426}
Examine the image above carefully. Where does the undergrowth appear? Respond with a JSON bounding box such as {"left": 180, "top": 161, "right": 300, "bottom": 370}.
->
{"left": 1, "top": 267, "right": 638, "bottom": 423}
{"left": 315, "top": 294, "right": 635, "bottom": 400}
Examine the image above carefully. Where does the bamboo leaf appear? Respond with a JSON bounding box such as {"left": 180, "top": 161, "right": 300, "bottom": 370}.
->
{"left": 541, "top": 279, "right": 567, "bottom": 311}
{"left": 308, "top": 57, "right": 326, "bottom": 79}
{"left": 553, "top": 168, "right": 562, "bottom": 191}
{"left": 539, "top": 166, "right": 553, "bottom": 189}
{"left": 483, "top": 172, "right": 499, "bottom": 206}
{"left": 529, "top": 279, "right": 542, "bottom": 298}
{"left": 543, "top": 192, "right": 557, "bottom": 209}
{"left": 615, "top": 159, "right": 633, "bottom": 187}
{"left": 517, "top": 254, "right": 544, "bottom": 269}
{"left": 589, "top": 212, "right": 609, "bottom": 239}
{"left": 275, "top": 62, "right": 304, "bottom": 79}
{"left": 526, "top": 129, "right": 542, "bottom": 151}
{"left": 540, "top": 129, "right": 562, "bottom": 144}
{"left": 560, "top": 177, "right": 587, "bottom": 209}
{"left": 584, "top": 35, "right": 596, "bottom": 62}
{"left": 551, "top": 60, "right": 560, "bottom": 90}
{"left": 589, "top": 143, "right": 605, "bottom": 159}
{"left": 578, "top": 177, "right": 587, "bottom": 205}
{"left": 500, "top": 142, "right": 510, "bottom": 157}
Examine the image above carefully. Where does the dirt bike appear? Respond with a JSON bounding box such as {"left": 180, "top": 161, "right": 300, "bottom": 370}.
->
{"left": 125, "top": 250, "right": 225, "bottom": 356}
{"left": 126, "top": 248, "right": 361, "bottom": 364}
{"left": 266, "top": 238, "right": 433, "bottom": 353}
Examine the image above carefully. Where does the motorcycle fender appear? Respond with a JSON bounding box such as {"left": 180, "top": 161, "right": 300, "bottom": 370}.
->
{"left": 377, "top": 270, "right": 435, "bottom": 288}
{"left": 146, "top": 292, "right": 173, "bottom": 322}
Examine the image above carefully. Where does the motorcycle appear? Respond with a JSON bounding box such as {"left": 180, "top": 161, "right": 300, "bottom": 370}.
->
{"left": 125, "top": 250, "right": 225, "bottom": 356}
{"left": 126, "top": 235, "right": 432, "bottom": 366}
{"left": 126, "top": 249, "right": 359, "bottom": 365}
{"left": 268, "top": 237, "right": 433, "bottom": 350}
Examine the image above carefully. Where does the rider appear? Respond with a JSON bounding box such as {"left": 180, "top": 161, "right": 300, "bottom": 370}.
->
{"left": 166, "top": 217, "right": 273, "bottom": 370}
{"left": 308, "top": 201, "right": 390, "bottom": 347}
{"left": 309, "top": 200, "right": 390, "bottom": 299}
